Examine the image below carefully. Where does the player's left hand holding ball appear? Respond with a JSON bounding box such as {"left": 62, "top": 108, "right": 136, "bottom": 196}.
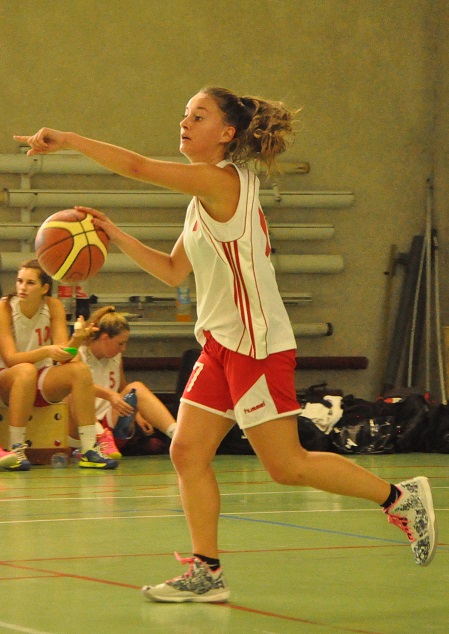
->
{"left": 75, "top": 206, "right": 124, "bottom": 244}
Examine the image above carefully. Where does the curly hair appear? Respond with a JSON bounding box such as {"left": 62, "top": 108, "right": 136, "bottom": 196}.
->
{"left": 90, "top": 310, "right": 130, "bottom": 341}
{"left": 201, "top": 86, "right": 298, "bottom": 175}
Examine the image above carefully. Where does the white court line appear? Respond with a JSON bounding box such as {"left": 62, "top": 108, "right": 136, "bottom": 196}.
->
{"left": 0, "top": 485, "right": 448, "bottom": 504}
{"left": 0, "top": 621, "right": 52, "bottom": 634}
{"left": 0, "top": 490, "right": 321, "bottom": 503}
{"left": 0, "top": 506, "right": 447, "bottom": 526}
{"left": 0, "top": 509, "right": 375, "bottom": 526}
{"left": 0, "top": 513, "right": 185, "bottom": 525}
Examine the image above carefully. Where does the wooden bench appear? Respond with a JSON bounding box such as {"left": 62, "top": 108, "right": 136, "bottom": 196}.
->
{"left": 0, "top": 402, "right": 69, "bottom": 465}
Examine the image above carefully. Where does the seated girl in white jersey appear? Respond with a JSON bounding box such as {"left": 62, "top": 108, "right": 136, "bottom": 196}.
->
{"left": 0, "top": 259, "right": 118, "bottom": 470}
{"left": 66, "top": 309, "right": 176, "bottom": 459}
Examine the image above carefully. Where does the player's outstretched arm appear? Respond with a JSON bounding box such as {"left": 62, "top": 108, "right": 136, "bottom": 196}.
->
{"left": 14, "top": 129, "right": 152, "bottom": 184}
{"left": 13, "top": 129, "right": 232, "bottom": 203}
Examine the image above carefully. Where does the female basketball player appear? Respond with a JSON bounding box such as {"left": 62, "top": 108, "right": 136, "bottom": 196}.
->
{"left": 67, "top": 309, "right": 176, "bottom": 458}
{"left": 15, "top": 87, "right": 436, "bottom": 598}
{"left": 0, "top": 259, "right": 118, "bottom": 470}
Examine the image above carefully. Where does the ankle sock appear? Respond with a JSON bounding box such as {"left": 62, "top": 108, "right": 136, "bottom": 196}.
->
{"left": 194, "top": 553, "right": 221, "bottom": 571}
{"left": 380, "top": 484, "right": 401, "bottom": 509}
{"left": 165, "top": 423, "right": 176, "bottom": 439}
{"left": 9, "top": 426, "right": 26, "bottom": 447}
{"left": 78, "top": 424, "right": 97, "bottom": 453}
{"left": 67, "top": 436, "right": 81, "bottom": 449}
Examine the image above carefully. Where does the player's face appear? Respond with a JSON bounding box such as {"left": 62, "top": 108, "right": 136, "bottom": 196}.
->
{"left": 180, "top": 92, "right": 235, "bottom": 162}
{"left": 101, "top": 331, "right": 130, "bottom": 358}
{"left": 16, "top": 268, "right": 48, "bottom": 303}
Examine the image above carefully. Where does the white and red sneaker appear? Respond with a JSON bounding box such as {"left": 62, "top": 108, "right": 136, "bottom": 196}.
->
{"left": 96, "top": 427, "right": 122, "bottom": 460}
{"left": 384, "top": 476, "right": 437, "bottom": 566}
{"left": 142, "top": 552, "right": 230, "bottom": 603}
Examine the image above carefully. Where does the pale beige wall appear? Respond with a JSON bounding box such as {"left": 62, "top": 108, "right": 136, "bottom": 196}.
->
{"left": 434, "top": 0, "right": 449, "bottom": 397}
{"left": 0, "top": 0, "right": 446, "bottom": 400}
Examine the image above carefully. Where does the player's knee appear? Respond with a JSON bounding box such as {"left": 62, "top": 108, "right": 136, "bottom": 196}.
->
{"left": 170, "top": 436, "right": 209, "bottom": 475}
{"left": 127, "top": 381, "right": 145, "bottom": 395}
{"left": 15, "top": 362, "right": 38, "bottom": 385}
{"left": 169, "top": 436, "right": 189, "bottom": 470}
{"left": 266, "top": 456, "right": 308, "bottom": 486}
{"left": 67, "top": 361, "right": 94, "bottom": 386}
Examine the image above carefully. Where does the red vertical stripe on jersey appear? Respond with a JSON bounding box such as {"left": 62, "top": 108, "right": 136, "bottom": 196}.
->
{"left": 232, "top": 241, "right": 256, "bottom": 355}
{"left": 259, "top": 208, "right": 271, "bottom": 257}
{"left": 222, "top": 240, "right": 256, "bottom": 355}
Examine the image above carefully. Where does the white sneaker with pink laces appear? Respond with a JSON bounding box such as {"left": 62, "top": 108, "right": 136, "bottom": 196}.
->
{"left": 142, "top": 552, "right": 230, "bottom": 603}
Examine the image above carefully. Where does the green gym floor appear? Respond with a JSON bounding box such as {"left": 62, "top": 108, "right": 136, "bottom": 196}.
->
{"left": 0, "top": 453, "right": 447, "bottom": 634}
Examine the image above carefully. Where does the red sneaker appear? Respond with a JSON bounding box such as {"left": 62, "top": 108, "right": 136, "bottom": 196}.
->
{"left": 0, "top": 447, "right": 20, "bottom": 469}
{"left": 96, "top": 427, "right": 122, "bottom": 460}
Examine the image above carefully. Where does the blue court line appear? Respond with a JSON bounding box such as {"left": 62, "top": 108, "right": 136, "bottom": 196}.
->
{"left": 169, "top": 507, "right": 449, "bottom": 549}
{"left": 220, "top": 512, "right": 406, "bottom": 544}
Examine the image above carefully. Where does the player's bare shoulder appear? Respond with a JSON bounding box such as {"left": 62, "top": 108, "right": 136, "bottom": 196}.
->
{"left": 46, "top": 295, "right": 66, "bottom": 319}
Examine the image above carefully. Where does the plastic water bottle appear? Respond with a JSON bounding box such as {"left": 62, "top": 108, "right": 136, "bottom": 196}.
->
{"left": 71, "top": 448, "right": 82, "bottom": 463}
{"left": 51, "top": 452, "right": 69, "bottom": 468}
{"left": 113, "top": 388, "right": 137, "bottom": 439}
{"left": 176, "top": 281, "right": 192, "bottom": 322}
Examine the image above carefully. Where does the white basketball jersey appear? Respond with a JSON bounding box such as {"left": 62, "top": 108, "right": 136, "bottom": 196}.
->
{"left": 0, "top": 296, "right": 53, "bottom": 370}
{"left": 77, "top": 345, "right": 122, "bottom": 422}
{"left": 183, "top": 162, "right": 296, "bottom": 359}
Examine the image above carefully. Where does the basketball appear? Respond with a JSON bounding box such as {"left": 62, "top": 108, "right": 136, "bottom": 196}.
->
{"left": 35, "top": 209, "right": 110, "bottom": 282}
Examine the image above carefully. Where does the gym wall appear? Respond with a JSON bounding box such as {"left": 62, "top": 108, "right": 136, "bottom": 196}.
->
{"left": 0, "top": 0, "right": 447, "bottom": 400}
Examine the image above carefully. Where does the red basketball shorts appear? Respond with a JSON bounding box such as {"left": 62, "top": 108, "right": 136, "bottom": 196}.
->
{"left": 180, "top": 332, "right": 301, "bottom": 430}
{"left": 35, "top": 366, "right": 59, "bottom": 406}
